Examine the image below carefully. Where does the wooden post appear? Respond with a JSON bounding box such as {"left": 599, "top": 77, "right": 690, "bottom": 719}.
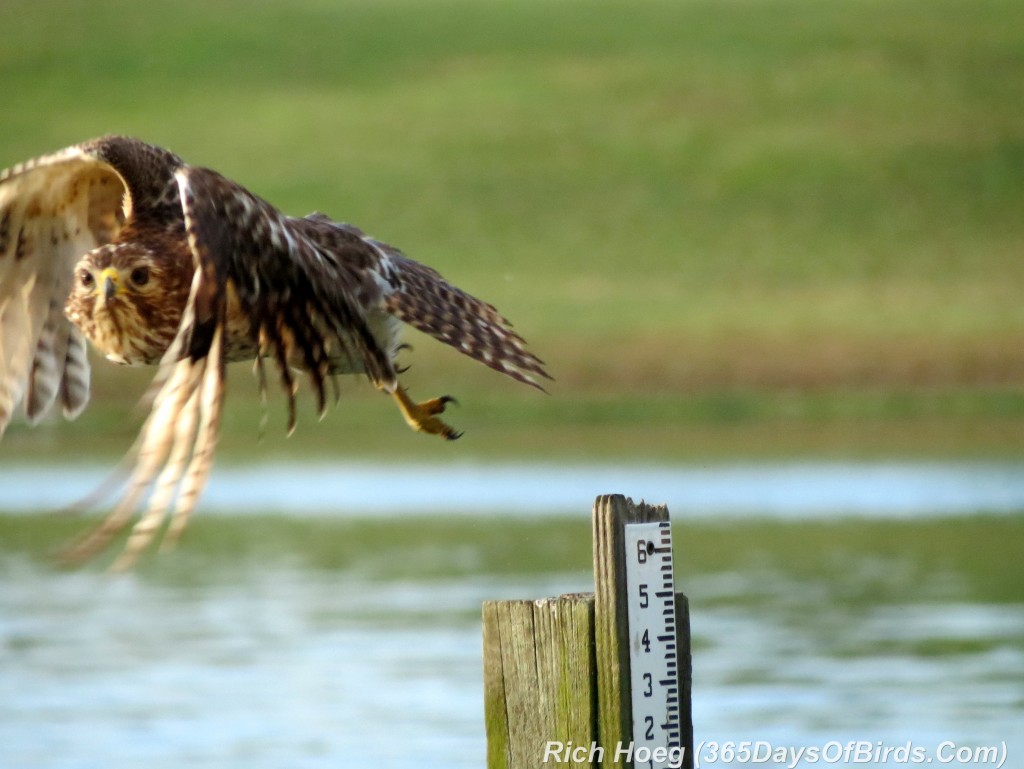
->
{"left": 482, "top": 494, "right": 693, "bottom": 769}
{"left": 483, "top": 594, "right": 597, "bottom": 769}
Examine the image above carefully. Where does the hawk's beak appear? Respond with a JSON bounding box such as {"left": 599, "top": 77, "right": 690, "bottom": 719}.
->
{"left": 100, "top": 267, "right": 121, "bottom": 302}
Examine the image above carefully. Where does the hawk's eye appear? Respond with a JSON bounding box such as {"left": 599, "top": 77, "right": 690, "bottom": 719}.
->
{"left": 130, "top": 266, "right": 150, "bottom": 287}
{"left": 79, "top": 270, "right": 95, "bottom": 289}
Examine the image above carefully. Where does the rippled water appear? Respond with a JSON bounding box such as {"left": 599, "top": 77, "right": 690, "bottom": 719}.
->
{"left": 0, "top": 564, "right": 530, "bottom": 768}
{"left": 1, "top": 462, "right": 1021, "bottom": 767}
{"left": 1, "top": 554, "right": 1021, "bottom": 768}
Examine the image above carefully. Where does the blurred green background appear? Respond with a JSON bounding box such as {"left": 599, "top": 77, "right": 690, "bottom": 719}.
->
{"left": 1, "top": 3, "right": 1022, "bottom": 759}
{"left": 1, "top": 0, "right": 1021, "bottom": 463}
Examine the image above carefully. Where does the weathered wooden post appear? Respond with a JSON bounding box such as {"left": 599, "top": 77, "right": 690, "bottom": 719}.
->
{"left": 482, "top": 594, "right": 597, "bottom": 769}
{"left": 482, "top": 494, "right": 693, "bottom": 769}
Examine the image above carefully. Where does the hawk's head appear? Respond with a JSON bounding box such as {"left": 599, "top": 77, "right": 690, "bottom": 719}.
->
{"left": 65, "top": 241, "right": 190, "bottom": 365}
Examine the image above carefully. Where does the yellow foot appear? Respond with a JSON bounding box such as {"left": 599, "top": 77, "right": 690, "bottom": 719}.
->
{"left": 392, "top": 387, "right": 463, "bottom": 440}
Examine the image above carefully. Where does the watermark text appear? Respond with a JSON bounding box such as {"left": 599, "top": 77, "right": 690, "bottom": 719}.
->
{"left": 541, "top": 739, "right": 1008, "bottom": 768}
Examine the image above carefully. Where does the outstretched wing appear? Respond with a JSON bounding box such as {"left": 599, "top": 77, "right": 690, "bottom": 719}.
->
{"left": 0, "top": 144, "right": 127, "bottom": 434}
{"left": 177, "top": 166, "right": 397, "bottom": 418}
{"left": 62, "top": 165, "right": 398, "bottom": 569}
{"left": 308, "top": 220, "right": 551, "bottom": 389}
{"left": 378, "top": 245, "right": 551, "bottom": 390}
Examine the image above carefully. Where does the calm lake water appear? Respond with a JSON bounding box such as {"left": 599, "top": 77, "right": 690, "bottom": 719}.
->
{"left": 1, "top": 460, "right": 1023, "bottom": 517}
{"left": 1, "top": 462, "right": 1021, "bottom": 768}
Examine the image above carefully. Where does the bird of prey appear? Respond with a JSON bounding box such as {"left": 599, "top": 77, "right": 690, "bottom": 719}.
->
{"left": 0, "top": 136, "right": 550, "bottom": 569}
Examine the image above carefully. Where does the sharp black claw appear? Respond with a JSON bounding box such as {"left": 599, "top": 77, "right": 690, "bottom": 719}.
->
{"left": 447, "top": 431, "right": 463, "bottom": 441}
{"left": 441, "top": 395, "right": 458, "bottom": 407}
{"left": 394, "top": 344, "right": 414, "bottom": 374}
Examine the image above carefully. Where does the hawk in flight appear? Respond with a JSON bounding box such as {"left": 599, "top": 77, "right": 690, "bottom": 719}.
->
{"left": 0, "top": 136, "right": 550, "bottom": 569}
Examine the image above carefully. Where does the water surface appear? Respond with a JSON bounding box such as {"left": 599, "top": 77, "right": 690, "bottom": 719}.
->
{"left": 1, "top": 555, "right": 1020, "bottom": 769}
{"left": 1, "top": 460, "right": 1022, "bottom": 517}
{"left": 1, "top": 462, "right": 1021, "bottom": 768}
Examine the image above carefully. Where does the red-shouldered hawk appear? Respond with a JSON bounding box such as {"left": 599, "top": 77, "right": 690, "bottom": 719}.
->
{"left": 0, "top": 136, "right": 550, "bottom": 569}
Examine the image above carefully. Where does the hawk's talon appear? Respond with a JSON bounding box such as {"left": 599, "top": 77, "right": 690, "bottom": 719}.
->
{"left": 391, "top": 386, "right": 463, "bottom": 440}
{"left": 394, "top": 344, "right": 414, "bottom": 374}
{"left": 422, "top": 394, "right": 457, "bottom": 415}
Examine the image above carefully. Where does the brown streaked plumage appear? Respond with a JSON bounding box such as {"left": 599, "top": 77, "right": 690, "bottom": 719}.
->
{"left": 0, "top": 135, "right": 551, "bottom": 569}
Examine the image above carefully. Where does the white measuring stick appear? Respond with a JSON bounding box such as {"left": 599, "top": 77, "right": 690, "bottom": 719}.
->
{"left": 624, "top": 520, "right": 682, "bottom": 769}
